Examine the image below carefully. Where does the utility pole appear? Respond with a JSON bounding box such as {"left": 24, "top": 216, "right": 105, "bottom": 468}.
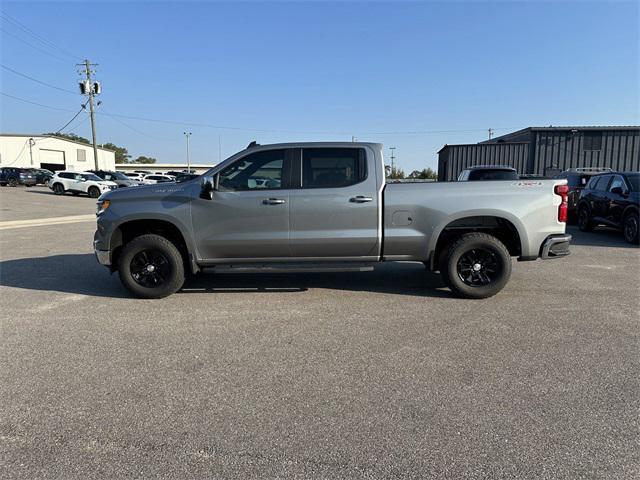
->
{"left": 77, "top": 59, "right": 100, "bottom": 170}
{"left": 488, "top": 128, "right": 494, "bottom": 140}
{"left": 184, "top": 132, "right": 192, "bottom": 172}
{"left": 390, "top": 147, "right": 396, "bottom": 172}
{"left": 28, "top": 138, "right": 35, "bottom": 166}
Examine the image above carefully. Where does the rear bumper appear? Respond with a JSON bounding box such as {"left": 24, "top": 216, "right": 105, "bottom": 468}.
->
{"left": 540, "top": 234, "right": 572, "bottom": 259}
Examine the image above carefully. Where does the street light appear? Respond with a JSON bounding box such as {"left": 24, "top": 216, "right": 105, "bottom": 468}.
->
{"left": 183, "top": 132, "right": 192, "bottom": 172}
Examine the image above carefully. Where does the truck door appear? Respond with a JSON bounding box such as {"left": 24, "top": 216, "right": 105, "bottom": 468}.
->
{"left": 288, "top": 146, "right": 380, "bottom": 259}
{"left": 191, "top": 148, "right": 293, "bottom": 260}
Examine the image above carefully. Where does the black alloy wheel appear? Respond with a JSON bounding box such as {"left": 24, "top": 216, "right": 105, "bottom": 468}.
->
{"left": 623, "top": 212, "right": 639, "bottom": 244}
{"left": 456, "top": 248, "right": 500, "bottom": 287}
{"left": 129, "top": 249, "right": 172, "bottom": 288}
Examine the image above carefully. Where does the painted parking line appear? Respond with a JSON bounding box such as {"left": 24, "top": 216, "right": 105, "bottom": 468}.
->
{"left": 0, "top": 214, "right": 96, "bottom": 230}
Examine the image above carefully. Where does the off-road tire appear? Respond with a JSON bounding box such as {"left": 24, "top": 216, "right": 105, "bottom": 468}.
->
{"left": 118, "top": 234, "right": 185, "bottom": 299}
{"left": 441, "top": 233, "right": 512, "bottom": 299}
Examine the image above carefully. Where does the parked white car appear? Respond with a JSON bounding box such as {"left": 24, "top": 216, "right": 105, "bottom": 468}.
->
{"left": 142, "top": 174, "right": 174, "bottom": 184}
{"left": 124, "top": 172, "right": 146, "bottom": 181}
{"left": 49, "top": 171, "right": 118, "bottom": 198}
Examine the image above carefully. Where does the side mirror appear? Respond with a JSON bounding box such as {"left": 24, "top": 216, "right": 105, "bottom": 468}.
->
{"left": 200, "top": 175, "right": 215, "bottom": 200}
{"left": 610, "top": 186, "right": 624, "bottom": 195}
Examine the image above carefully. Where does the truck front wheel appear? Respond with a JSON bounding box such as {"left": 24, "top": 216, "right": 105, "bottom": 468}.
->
{"left": 118, "top": 234, "right": 185, "bottom": 299}
{"left": 441, "top": 233, "right": 512, "bottom": 299}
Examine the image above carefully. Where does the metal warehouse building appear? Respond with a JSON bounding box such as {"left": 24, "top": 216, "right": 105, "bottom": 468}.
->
{"left": 438, "top": 126, "right": 640, "bottom": 181}
{"left": 0, "top": 134, "right": 116, "bottom": 172}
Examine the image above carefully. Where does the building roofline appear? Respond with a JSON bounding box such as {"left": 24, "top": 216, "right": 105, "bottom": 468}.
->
{"left": 484, "top": 126, "right": 640, "bottom": 144}
{"left": 0, "top": 133, "right": 116, "bottom": 152}
{"left": 438, "top": 142, "right": 529, "bottom": 153}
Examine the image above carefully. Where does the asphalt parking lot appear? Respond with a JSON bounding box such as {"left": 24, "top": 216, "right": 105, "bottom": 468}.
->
{"left": 1, "top": 186, "right": 638, "bottom": 479}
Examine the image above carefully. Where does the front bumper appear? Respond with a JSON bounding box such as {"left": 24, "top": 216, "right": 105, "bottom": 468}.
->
{"left": 540, "top": 234, "right": 572, "bottom": 259}
{"left": 94, "top": 240, "right": 111, "bottom": 266}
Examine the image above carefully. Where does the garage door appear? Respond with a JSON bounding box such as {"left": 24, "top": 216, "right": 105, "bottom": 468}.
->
{"left": 39, "top": 149, "right": 65, "bottom": 172}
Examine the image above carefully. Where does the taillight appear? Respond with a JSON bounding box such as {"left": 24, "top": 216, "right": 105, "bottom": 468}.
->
{"left": 555, "top": 184, "right": 569, "bottom": 223}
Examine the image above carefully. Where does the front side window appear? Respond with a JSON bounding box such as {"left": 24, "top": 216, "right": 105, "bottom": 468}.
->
{"left": 302, "top": 148, "right": 366, "bottom": 188}
{"left": 608, "top": 176, "right": 625, "bottom": 192}
{"left": 218, "top": 149, "right": 285, "bottom": 191}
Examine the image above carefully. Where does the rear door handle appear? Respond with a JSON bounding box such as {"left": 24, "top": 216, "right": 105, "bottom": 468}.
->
{"left": 263, "top": 198, "right": 286, "bottom": 205}
{"left": 350, "top": 195, "right": 373, "bottom": 203}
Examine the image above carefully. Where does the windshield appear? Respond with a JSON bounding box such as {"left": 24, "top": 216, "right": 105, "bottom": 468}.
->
{"left": 109, "top": 172, "right": 130, "bottom": 180}
{"left": 468, "top": 170, "right": 519, "bottom": 181}
{"left": 626, "top": 174, "right": 639, "bottom": 191}
{"left": 80, "top": 173, "right": 103, "bottom": 181}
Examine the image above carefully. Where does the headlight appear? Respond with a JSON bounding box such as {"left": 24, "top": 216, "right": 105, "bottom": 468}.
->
{"left": 96, "top": 199, "right": 111, "bottom": 215}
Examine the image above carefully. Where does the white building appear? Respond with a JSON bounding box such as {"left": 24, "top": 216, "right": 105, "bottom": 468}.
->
{"left": 0, "top": 134, "right": 116, "bottom": 171}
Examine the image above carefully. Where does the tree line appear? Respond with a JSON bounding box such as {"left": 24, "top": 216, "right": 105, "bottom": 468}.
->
{"left": 386, "top": 166, "right": 437, "bottom": 180}
{"left": 44, "top": 133, "right": 157, "bottom": 164}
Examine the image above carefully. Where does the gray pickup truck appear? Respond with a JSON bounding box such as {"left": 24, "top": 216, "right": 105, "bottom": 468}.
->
{"left": 94, "top": 142, "right": 571, "bottom": 299}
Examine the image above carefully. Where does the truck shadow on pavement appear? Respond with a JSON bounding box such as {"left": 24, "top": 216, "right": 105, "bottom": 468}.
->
{"left": 0, "top": 254, "right": 451, "bottom": 299}
{"left": 567, "top": 226, "right": 639, "bottom": 248}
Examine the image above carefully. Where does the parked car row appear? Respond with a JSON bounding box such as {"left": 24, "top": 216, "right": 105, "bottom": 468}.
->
{"left": 0, "top": 167, "right": 53, "bottom": 187}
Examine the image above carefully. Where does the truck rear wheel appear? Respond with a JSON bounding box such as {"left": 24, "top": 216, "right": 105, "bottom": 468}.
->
{"left": 441, "top": 233, "right": 512, "bottom": 299}
{"left": 118, "top": 234, "right": 185, "bottom": 299}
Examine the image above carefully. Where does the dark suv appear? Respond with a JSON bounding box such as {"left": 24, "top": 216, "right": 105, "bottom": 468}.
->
{"left": 554, "top": 168, "right": 611, "bottom": 219}
{"left": 577, "top": 172, "right": 639, "bottom": 244}
{"left": 0, "top": 167, "right": 37, "bottom": 187}
{"left": 87, "top": 170, "right": 143, "bottom": 188}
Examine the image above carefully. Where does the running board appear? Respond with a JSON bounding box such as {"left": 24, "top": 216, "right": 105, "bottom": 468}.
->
{"left": 201, "top": 263, "right": 375, "bottom": 274}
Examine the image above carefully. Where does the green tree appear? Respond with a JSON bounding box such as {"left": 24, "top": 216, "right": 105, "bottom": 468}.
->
{"left": 101, "top": 142, "right": 131, "bottom": 164}
{"left": 43, "top": 132, "right": 90, "bottom": 144}
{"left": 386, "top": 165, "right": 405, "bottom": 179}
{"left": 131, "top": 155, "right": 157, "bottom": 164}
{"left": 408, "top": 167, "right": 438, "bottom": 180}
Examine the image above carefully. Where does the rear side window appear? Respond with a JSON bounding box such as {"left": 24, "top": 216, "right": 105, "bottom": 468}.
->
{"left": 59, "top": 172, "right": 73, "bottom": 179}
{"left": 302, "top": 148, "right": 366, "bottom": 188}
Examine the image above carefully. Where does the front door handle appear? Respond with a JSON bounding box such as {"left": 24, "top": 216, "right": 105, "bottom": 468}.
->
{"left": 350, "top": 195, "right": 373, "bottom": 203}
{"left": 263, "top": 198, "right": 286, "bottom": 205}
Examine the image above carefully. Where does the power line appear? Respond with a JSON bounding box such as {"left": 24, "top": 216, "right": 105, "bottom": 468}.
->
{"left": 1, "top": 64, "right": 76, "bottom": 94}
{"left": 99, "top": 106, "right": 165, "bottom": 141}
{"left": 0, "top": 91, "right": 75, "bottom": 112}
{"left": 0, "top": 28, "right": 71, "bottom": 63}
{"left": 54, "top": 101, "right": 88, "bottom": 133}
{"left": 0, "top": 12, "right": 80, "bottom": 60}
{"left": 2, "top": 90, "right": 518, "bottom": 137}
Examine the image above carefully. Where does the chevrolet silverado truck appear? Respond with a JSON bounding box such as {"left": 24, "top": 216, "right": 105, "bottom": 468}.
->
{"left": 94, "top": 142, "right": 571, "bottom": 299}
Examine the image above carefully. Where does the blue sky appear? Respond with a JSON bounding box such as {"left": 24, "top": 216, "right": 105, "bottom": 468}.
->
{"left": 1, "top": 1, "right": 638, "bottom": 171}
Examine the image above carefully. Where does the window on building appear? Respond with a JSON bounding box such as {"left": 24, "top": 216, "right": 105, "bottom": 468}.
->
{"left": 77, "top": 149, "right": 87, "bottom": 162}
{"left": 583, "top": 132, "right": 602, "bottom": 151}
{"left": 302, "top": 148, "right": 366, "bottom": 188}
